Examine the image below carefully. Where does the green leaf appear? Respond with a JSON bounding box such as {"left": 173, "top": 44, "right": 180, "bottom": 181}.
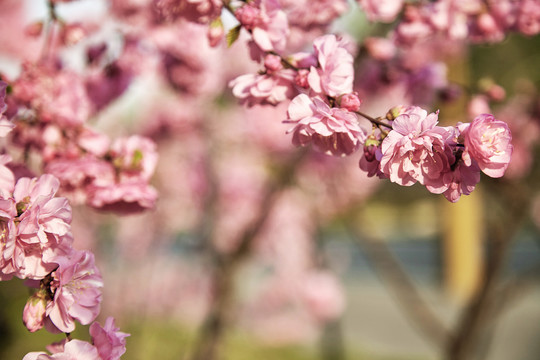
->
{"left": 226, "top": 25, "right": 241, "bottom": 48}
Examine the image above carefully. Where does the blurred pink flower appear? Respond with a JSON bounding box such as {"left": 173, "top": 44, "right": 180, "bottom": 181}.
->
{"left": 153, "top": 0, "right": 222, "bottom": 24}
{"left": 12, "top": 63, "right": 91, "bottom": 128}
{"left": 461, "top": 114, "right": 513, "bottom": 178}
{"left": 280, "top": 0, "right": 348, "bottom": 32}
{"left": 110, "top": 135, "right": 158, "bottom": 182}
{"left": 308, "top": 34, "right": 354, "bottom": 97}
{"left": 230, "top": 69, "right": 296, "bottom": 107}
{"left": 44, "top": 156, "right": 115, "bottom": 205}
{"left": 358, "top": 0, "right": 404, "bottom": 23}
{"left": 242, "top": 0, "right": 290, "bottom": 54}
{"left": 90, "top": 317, "right": 130, "bottom": 360}
{"left": 23, "top": 340, "right": 100, "bottom": 360}
{"left": 45, "top": 250, "right": 103, "bottom": 333}
{"left": 516, "top": 0, "right": 540, "bottom": 36}
{"left": 285, "top": 94, "right": 367, "bottom": 156}
{"left": 87, "top": 180, "right": 158, "bottom": 215}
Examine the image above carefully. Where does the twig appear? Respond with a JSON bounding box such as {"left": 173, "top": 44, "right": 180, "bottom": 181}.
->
{"left": 344, "top": 222, "right": 450, "bottom": 350}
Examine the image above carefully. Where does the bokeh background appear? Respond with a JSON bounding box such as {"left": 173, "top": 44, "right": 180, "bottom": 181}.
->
{"left": 1, "top": 1, "right": 540, "bottom": 360}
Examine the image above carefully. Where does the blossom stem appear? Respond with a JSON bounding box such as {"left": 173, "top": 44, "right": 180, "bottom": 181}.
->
{"left": 40, "top": 1, "right": 58, "bottom": 62}
{"left": 355, "top": 111, "right": 393, "bottom": 129}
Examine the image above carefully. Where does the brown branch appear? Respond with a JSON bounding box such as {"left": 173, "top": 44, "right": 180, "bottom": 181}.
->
{"left": 345, "top": 223, "right": 450, "bottom": 350}
{"left": 446, "top": 180, "right": 530, "bottom": 360}
{"left": 189, "top": 148, "right": 309, "bottom": 360}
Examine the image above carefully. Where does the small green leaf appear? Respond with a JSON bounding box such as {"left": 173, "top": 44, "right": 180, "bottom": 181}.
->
{"left": 226, "top": 25, "right": 241, "bottom": 48}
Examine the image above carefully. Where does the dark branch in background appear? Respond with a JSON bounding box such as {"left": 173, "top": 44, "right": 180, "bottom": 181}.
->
{"left": 344, "top": 222, "right": 450, "bottom": 350}
{"left": 446, "top": 180, "right": 531, "bottom": 360}
{"left": 189, "top": 148, "right": 309, "bottom": 360}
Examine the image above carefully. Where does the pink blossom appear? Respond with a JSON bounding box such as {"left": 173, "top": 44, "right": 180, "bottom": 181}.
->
{"left": 339, "top": 93, "right": 362, "bottom": 112}
{"left": 45, "top": 250, "right": 103, "bottom": 333}
{"left": 86, "top": 180, "right": 158, "bottom": 215}
{"left": 12, "top": 63, "right": 91, "bottom": 127}
{"left": 6, "top": 175, "right": 74, "bottom": 280}
{"left": 379, "top": 106, "right": 453, "bottom": 192}
{"left": 0, "top": 154, "right": 15, "bottom": 197}
{"left": 359, "top": 135, "right": 385, "bottom": 178}
{"left": 23, "top": 340, "right": 100, "bottom": 360}
{"left": 90, "top": 317, "right": 130, "bottom": 360}
{"left": 230, "top": 69, "right": 296, "bottom": 107}
{"left": 516, "top": 0, "right": 540, "bottom": 36}
{"left": 0, "top": 80, "right": 14, "bottom": 137}
{"left": 263, "top": 54, "right": 283, "bottom": 72}
{"left": 153, "top": 0, "right": 222, "bottom": 24}
{"left": 280, "top": 0, "right": 348, "bottom": 32}
{"left": 364, "top": 37, "right": 397, "bottom": 61}
{"left": 358, "top": 0, "right": 404, "bottom": 23}
{"left": 248, "top": 0, "right": 289, "bottom": 54}
{"left": 285, "top": 94, "right": 367, "bottom": 156}
{"left": 442, "top": 159, "right": 481, "bottom": 203}
{"left": 85, "top": 63, "right": 133, "bottom": 113}
{"left": 109, "top": 135, "right": 158, "bottom": 182}
{"left": 23, "top": 290, "right": 48, "bottom": 332}
{"left": 394, "top": 6, "right": 433, "bottom": 45}
{"left": 308, "top": 34, "right": 354, "bottom": 97}
{"left": 461, "top": 114, "right": 513, "bottom": 178}
{"left": 0, "top": 194, "right": 16, "bottom": 280}
{"left": 44, "top": 156, "right": 116, "bottom": 205}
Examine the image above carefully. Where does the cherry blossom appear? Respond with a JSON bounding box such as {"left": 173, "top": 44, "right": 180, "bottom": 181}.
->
{"left": 461, "top": 114, "right": 513, "bottom": 178}
{"left": 285, "top": 94, "right": 367, "bottom": 156}
{"left": 45, "top": 250, "right": 103, "bottom": 333}
{"left": 89, "top": 317, "right": 130, "bottom": 360}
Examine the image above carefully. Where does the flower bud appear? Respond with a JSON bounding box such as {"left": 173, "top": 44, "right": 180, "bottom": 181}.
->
{"left": 339, "top": 93, "right": 362, "bottom": 112}
{"left": 386, "top": 105, "right": 409, "bottom": 121}
{"left": 25, "top": 21, "right": 44, "bottom": 37}
{"left": 60, "top": 23, "right": 86, "bottom": 46}
{"left": 294, "top": 69, "right": 310, "bottom": 88}
{"left": 207, "top": 22, "right": 224, "bottom": 48}
{"left": 263, "top": 54, "right": 283, "bottom": 72}
{"left": 235, "top": 5, "right": 260, "bottom": 30}
{"left": 23, "top": 291, "right": 48, "bottom": 333}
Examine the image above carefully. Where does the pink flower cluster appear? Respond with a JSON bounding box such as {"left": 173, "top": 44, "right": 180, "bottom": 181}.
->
{"left": 231, "top": 33, "right": 367, "bottom": 156}
{"left": 390, "top": 0, "right": 540, "bottom": 45}
{"left": 285, "top": 94, "right": 367, "bottom": 157}
{"left": 23, "top": 317, "right": 129, "bottom": 360}
{"left": 0, "top": 171, "right": 72, "bottom": 281}
{"left": 0, "top": 160, "right": 110, "bottom": 336}
{"left": 5, "top": 61, "right": 159, "bottom": 215}
{"left": 235, "top": 0, "right": 290, "bottom": 56}
{"left": 362, "top": 106, "right": 513, "bottom": 202}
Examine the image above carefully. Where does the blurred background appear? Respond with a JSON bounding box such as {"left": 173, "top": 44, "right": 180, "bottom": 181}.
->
{"left": 1, "top": 1, "right": 540, "bottom": 360}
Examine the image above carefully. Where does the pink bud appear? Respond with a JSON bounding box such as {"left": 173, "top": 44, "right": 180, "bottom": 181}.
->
{"left": 207, "top": 23, "right": 224, "bottom": 48}
{"left": 476, "top": 13, "right": 499, "bottom": 34}
{"left": 486, "top": 84, "right": 506, "bottom": 102}
{"left": 264, "top": 54, "right": 283, "bottom": 72}
{"left": 60, "top": 23, "right": 86, "bottom": 46}
{"left": 235, "top": 5, "right": 260, "bottom": 30}
{"left": 25, "top": 21, "right": 44, "bottom": 37}
{"left": 339, "top": 93, "right": 362, "bottom": 112}
{"left": 23, "top": 293, "right": 48, "bottom": 333}
{"left": 294, "top": 69, "right": 310, "bottom": 88}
